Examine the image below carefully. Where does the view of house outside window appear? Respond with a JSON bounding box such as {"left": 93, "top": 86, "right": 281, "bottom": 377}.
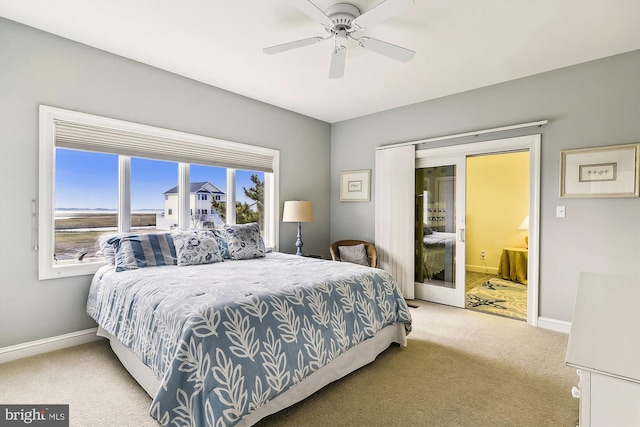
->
{"left": 54, "top": 148, "right": 265, "bottom": 264}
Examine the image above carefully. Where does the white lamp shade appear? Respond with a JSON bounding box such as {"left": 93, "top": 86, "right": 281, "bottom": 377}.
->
{"left": 518, "top": 215, "right": 529, "bottom": 230}
{"left": 282, "top": 201, "right": 313, "bottom": 223}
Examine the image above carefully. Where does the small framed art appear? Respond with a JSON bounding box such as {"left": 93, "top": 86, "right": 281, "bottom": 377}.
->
{"left": 560, "top": 143, "right": 639, "bottom": 198}
{"left": 340, "top": 169, "right": 371, "bottom": 202}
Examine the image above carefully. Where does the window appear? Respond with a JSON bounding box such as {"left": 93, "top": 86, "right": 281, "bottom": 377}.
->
{"left": 39, "top": 105, "right": 280, "bottom": 279}
{"left": 236, "top": 169, "right": 265, "bottom": 229}
{"left": 54, "top": 149, "right": 118, "bottom": 263}
{"left": 187, "top": 164, "right": 267, "bottom": 233}
{"left": 131, "top": 157, "right": 178, "bottom": 233}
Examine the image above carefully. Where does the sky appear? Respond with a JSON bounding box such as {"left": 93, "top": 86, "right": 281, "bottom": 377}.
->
{"left": 55, "top": 149, "right": 262, "bottom": 209}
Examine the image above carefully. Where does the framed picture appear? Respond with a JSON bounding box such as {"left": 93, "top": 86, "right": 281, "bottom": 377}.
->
{"left": 340, "top": 169, "right": 371, "bottom": 202}
{"left": 560, "top": 143, "right": 640, "bottom": 198}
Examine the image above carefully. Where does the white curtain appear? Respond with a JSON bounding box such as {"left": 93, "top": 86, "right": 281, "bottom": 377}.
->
{"left": 375, "top": 145, "right": 415, "bottom": 299}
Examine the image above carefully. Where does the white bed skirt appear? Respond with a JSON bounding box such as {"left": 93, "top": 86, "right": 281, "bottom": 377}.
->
{"left": 98, "top": 323, "right": 406, "bottom": 426}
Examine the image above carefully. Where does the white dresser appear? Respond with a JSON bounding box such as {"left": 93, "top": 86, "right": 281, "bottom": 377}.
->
{"left": 565, "top": 272, "right": 640, "bottom": 427}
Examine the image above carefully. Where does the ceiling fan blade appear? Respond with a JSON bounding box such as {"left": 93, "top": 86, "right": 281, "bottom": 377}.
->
{"left": 357, "top": 37, "right": 415, "bottom": 62}
{"left": 264, "top": 37, "right": 323, "bottom": 55}
{"left": 351, "top": 0, "right": 415, "bottom": 30}
{"left": 329, "top": 46, "right": 346, "bottom": 79}
{"left": 291, "top": 0, "right": 334, "bottom": 31}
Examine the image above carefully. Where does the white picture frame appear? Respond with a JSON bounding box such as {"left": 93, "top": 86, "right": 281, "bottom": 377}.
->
{"left": 340, "top": 169, "right": 371, "bottom": 202}
{"left": 560, "top": 143, "right": 640, "bottom": 198}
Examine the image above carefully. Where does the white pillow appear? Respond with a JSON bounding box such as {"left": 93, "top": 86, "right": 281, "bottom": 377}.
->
{"left": 338, "top": 244, "right": 369, "bottom": 266}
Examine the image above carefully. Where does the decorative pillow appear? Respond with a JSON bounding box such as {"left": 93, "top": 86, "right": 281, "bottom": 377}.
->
{"left": 98, "top": 233, "right": 124, "bottom": 265}
{"left": 423, "top": 224, "right": 434, "bottom": 235}
{"left": 338, "top": 244, "right": 369, "bottom": 266}
{"left": 172, "top": 230, "right": 223, "bottom": 266}
{"left": 112, "top": 233, "right": 177, "bottom": 272}
{"left": 210, "top": 228, "right": 231, "bottom": 259}
{"left": 224, "top": 223, "right": 266, "bottom": 260}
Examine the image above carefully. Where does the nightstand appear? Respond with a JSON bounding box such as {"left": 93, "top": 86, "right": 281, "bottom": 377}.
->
{"left": 498, "top": 247, "right": 528, "bottom": 284}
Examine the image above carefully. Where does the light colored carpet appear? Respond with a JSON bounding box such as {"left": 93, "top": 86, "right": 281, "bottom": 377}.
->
{"left": 0, "top": 302, "right": 578, "bottom": 426}
{"left": 466, "top": 277, "right": 528, "bottom": 321}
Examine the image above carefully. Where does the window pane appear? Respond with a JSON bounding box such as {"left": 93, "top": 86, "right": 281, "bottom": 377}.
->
{"left": 54, "top": 148, "right": 117, "bottom": 263}
{"left": 41, "top": 106, "right": 279, "bottom": 279}
{"left": 132, "top": 157, "right": 178, "bottom": 231}
{"left": 190, "top": 164, "right": 226, "bottom": 228}
{"left": 236, "top": 170, "right": 264, "bottom": 231}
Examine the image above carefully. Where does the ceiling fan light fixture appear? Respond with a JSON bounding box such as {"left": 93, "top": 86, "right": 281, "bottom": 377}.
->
{"left": 266, "top": 0, "right": 416, "bottom": 78}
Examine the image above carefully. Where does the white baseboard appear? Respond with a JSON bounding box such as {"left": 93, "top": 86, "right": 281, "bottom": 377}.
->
{"left": 0, "top": 328, "right": 104, "bottom": 364}
{"left": 466, "top": 265, "right": 499, "bottom": 275}
{"left": 537, "top": 317, "right": 571, "bottom": 334}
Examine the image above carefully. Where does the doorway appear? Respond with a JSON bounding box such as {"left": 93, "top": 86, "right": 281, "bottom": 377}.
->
{"left": 464, "top": 151, "right": 529, "bottom": 321}
{"left": 413, "top": 135, "right": 540, "bottom": 325}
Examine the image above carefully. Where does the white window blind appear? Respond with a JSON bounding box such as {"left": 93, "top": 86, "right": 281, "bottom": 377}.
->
{"left": 54, "top": 118, "right": 275, "bottom": 172}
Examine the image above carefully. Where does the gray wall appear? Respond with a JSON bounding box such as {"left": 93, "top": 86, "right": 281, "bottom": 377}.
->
{"left": 331, "top": 50, "right": 640, "bottom": 322}
{"left": 1, "top": 16, "right": 638, "bottom": 349}
{"left": 0, "top": 18, "right": 331, "bottom": 348}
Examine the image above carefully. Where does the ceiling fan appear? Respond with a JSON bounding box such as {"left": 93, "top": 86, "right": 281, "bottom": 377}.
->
{"left": 264, "top": 0, "right": 416, "bottom": 79}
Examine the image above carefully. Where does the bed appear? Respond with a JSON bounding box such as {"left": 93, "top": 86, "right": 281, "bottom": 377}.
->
{"left": 422, "top": 231, "right": 456, "bottom": 280}
{"left": 87, "top": 227, "right": 412, "bottom": 427}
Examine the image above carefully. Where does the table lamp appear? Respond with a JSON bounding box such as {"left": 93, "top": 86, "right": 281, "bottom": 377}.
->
{"left": 518, "top": 215, "right": 529, "bottom": 248}
{"left": 282, "top": 201, "right": 313, "bottom": 256}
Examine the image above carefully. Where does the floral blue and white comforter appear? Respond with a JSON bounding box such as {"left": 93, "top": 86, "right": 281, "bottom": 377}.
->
{"left": 87, "top": 252, "right": 412, "bottom": 426}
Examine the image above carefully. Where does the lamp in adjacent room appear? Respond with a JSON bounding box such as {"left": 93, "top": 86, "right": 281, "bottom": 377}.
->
{"left": 282, "top": 200, "right": 313, "bottom": 256}
{"left": 518, "top": 215, "right": 529, "bottom": 248}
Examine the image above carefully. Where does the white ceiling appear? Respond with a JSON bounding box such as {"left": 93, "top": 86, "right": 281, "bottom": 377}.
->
{"left": 1, "top": 0, "right": 638, "bottom": 123}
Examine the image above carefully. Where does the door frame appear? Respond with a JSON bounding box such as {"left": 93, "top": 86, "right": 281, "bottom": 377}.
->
{"left": 415, "top": 134, "right": 541, "bottom": 325}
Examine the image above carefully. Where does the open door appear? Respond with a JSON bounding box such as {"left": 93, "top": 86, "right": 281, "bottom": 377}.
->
{"left": 414, "top": 155, "right": 466, "bottom": 307}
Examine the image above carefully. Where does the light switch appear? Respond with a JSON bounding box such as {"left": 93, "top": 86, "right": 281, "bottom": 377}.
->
{"left": 556, "top": 206, "right": 566, "bottom": 218}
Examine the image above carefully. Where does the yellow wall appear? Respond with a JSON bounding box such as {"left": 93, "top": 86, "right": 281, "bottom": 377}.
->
{"left": 466, "top": 151, "right": 529, "bottom": 273}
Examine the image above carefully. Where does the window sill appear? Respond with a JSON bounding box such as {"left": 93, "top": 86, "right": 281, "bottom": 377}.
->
{"left": 39, "top": 260, "right": 106, "bottom": 280}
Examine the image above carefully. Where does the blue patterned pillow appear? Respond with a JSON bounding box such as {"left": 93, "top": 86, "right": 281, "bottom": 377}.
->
{"left": 209, "top": 228, "right": 230, "bottom": 259}
{"left": 224, "top": 223, "right": 266, "bottom": 260}
{"left": 172, "top": 230, "right": 223, "bottom": 266}
{"left": 111, "top": 233, "right": 177, "bottom": 272}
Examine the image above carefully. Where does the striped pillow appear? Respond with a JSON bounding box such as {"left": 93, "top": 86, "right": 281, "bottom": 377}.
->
{"left": 111, "top": 233, "right": 177, "bottom": 272}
